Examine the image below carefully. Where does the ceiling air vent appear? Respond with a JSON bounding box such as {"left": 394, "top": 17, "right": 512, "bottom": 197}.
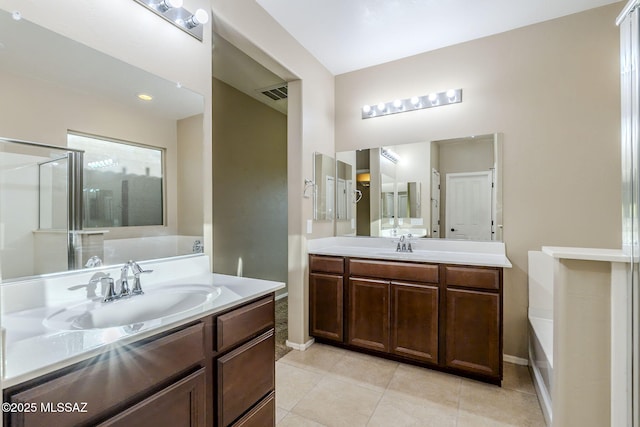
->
{"left": 259, "top": 84, "right": 288, "bottom": 101}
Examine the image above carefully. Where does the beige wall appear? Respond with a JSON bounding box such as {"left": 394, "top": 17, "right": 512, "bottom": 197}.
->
{"left": 177, "top": 114, "right": 205, "bottom": 236}
{"left": 212, "top": 0, "right": 336, "bottom": 345}
{"left": 335, "top": 3, "right": 623, "bottom": 358}
{"left": 212, "top": 78, "right": 288, "bottom": 292}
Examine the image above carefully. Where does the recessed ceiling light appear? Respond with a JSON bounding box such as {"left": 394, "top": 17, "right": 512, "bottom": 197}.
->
{"left": 11, "top": 11, "right": 22, "bottom": 21}
{"left": 137, "top": 93, "right": 153, "bottom": 101}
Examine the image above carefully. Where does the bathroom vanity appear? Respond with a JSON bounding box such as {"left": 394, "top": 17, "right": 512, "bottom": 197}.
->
{"left": 1, "top": 255, "right": 284, "bottom": 427}
{"left": 308, "top": 237, "right": 511, "bottom": 384}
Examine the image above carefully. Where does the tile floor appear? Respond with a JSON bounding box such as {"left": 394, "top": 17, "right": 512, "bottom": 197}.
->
{"left": 275, "top": 343, "right": 545, "bottom": 427}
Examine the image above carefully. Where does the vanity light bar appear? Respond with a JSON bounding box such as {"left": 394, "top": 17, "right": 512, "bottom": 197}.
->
{"left": 361, "top": 88, "right": 462, "bottom": 120}
{"left": 133, "top": 0, "right": 209, "bottom": 42}
{"left": 381, "top": 148, "right": 400, "bottom": 164}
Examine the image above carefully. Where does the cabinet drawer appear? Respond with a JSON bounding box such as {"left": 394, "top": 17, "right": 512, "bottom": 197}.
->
{"left": 7, "top": 323, "right": 204, "bottom": 427}
{"left": 230, "top": 391, "right": 275, "bottom": 427}
{"left": 217, "top": 330, "right": 275, "bottom": 427}
{"left": 310, "top": 255, "right": 344, "bottom": 274}
{"left": 217, "top": 296, "right": 274, "bottom": 353}
{"left": 349, "top": 259, "right": 438, "bottom": 283}
{"left": 97, "top": 368, "right": 206, "bottom": 427}
{"left": 444, "top": 266, "right": 500, "bottom": 291}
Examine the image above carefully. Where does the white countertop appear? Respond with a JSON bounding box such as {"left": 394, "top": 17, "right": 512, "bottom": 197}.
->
{"left": 0, "top": 255, "right": 285, "bottom": 388}
{"left": 541, "top": 246, "right": 631, "bottom": 263}
{"left": 307, "top": 237, "right": 512, "bottom": 268}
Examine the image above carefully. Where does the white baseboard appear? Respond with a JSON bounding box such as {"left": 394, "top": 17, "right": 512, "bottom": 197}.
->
{"left": 275, "top": 292, "right": 288, "bottom": 301}
{"left": 286, "top": 338, "right": 315, "bottom": 351}
{"left": 504, "top": 354, "right": 529, "bottom": 366}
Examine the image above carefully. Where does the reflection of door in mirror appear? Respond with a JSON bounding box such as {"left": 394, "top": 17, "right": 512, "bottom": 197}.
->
{"left": 431, "top": 169, "right": 441, "bottom": 238}
{"left": 355, "top": 150, "right": 371, "bottom": 236}
{"left": 314, "top": 153, "right": 336, "bottom": 220}
{"left": 434, "top": 135, "right": 496, "bottom": 241}
{"left": 336, "top": 159, "right": 354, "bottom": 221}
{"left": 445, "top": 171, "right": 492, "bottom": 240}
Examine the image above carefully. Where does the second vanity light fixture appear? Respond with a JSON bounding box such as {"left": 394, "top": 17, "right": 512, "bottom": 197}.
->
{"left": 133, "top": 0, "right": 209, "bottom": 41}
{"left": 361, "top": 88, "right": 462, "bottom": 119}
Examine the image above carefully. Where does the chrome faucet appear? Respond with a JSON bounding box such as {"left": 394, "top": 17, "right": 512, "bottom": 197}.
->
{"left": 395, "top": 234, "right": 414, "bottom": 253}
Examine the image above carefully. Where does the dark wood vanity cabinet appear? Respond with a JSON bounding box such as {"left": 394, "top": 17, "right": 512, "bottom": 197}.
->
{"left": 3, "top": 294, "right": 277, "bottom": 427}
{"left": 443, "top": 265, "right": 502, "bottom": 380}
{"left": 309, "top": 254, "right": 502, "bottom": 384}
{"left": 213, "top": 296, "right": 275, "bottom": 427}
{"left": 391, "top": 282, "right": 439, "bottom": 363}
{"left": 347, "top": 259, "right": 440, "bottom": 364}
{"left": 348, "top": 277, "right": 390, "bottom": 352}
{"left": 309, "top": 255, "right": 344, "bottom": 342}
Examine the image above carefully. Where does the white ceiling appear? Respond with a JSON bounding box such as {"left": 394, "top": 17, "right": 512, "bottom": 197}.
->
{"left": 256, "top": 0, "right": 621, "bottom": 75}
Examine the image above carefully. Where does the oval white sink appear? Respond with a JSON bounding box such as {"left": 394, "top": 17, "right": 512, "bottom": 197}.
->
{"left": 44, "top": 286, "right": 221, "bottom": 330}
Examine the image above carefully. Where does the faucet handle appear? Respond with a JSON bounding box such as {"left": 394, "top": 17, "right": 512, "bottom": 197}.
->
{"left": 130, "top": 261, "right": 152, "bottom": 295}
{"left": 102, "top": 277, "right": 117, "bottom": 302}
{"left": 130, "top": 261, "right": 153, "bottom": 276}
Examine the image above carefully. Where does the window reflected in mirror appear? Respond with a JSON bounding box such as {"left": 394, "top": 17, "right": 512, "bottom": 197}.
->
{"left": 67, "top": 133, "right": 164, "bottom": 228}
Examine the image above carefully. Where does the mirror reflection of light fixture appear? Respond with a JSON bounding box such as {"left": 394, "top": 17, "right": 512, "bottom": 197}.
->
{"left": 381, "top": 147, "right": 401, "bottom": 164}
{"left": 361, "top": 89, "right": 462, "bottom": 119}
{"left": 133, "top": 0, "right": 209, "bottom": 41}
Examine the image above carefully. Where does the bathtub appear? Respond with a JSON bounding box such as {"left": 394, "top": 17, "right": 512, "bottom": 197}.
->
{"left": 104, "top": 235, "right": 203, "bottom": 265}
{"left": 528, "top": 250, "right": 554, "bottom": 426}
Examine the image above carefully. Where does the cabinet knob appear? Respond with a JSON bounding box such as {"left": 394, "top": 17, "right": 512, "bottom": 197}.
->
{"left": 450, "top": 228, "right": 455, "bottom": 232}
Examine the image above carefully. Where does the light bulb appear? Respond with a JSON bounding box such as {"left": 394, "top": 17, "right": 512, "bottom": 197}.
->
{"left": 186, "top": 9, "right": 209, "bottom": 28}
{"left": 158, "top": 0, "right": 183, "bottom": 12}
{"left": 377, "top": 102, "right": 386, "bottom": 112}
{"left": 11, "top": 11, "right": 21, "bottom": 21}
{"left": 428, "top": 93, "right": 438, "bottom": 105}
{"left": 393, "top": 99, "right": 402, "bottom": 109}
{"left": 446, "top": 89, "right": 457, "bottom": 101}
{"left": 362, "top": 105, "right": 371, "bottom": 114}
{"left": 410, "top": 96, "right": 420, "bottom": 106}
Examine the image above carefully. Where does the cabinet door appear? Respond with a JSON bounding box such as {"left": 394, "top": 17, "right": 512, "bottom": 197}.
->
{"left": 217, "top": 330, "right": 275, "bottom": 427}
{"left": 98, "top": 369, "right": 206, "bottom": 427}
{"left": 6, "top": 323, "right": 204, "bottom": 427}
{"left": 348, "top": 278, "right": 389, "bottom": 352}
{"left": 445, "top": 288, "right": 500, "bottom": 378}
{"left": 309, "top": 272, "right": 344, "bottom": 341}
{"left": 391, "top": 282, "right": 439, "bottom": 364}
{"left": 231, "top": 392, "right": 275, "bottom": 427}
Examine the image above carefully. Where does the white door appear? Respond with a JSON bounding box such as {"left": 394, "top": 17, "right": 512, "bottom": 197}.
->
{"left": 326, "top": 175, "right": 335, "bottom": 219}
{"left": 431, "top": 169, "right": 440, "bottom": 238}
{"left": 337, "top": 178, "right": 346, "bottom": 219}
{"left": 445, "top": 171, "right": 492, "bottom": 240}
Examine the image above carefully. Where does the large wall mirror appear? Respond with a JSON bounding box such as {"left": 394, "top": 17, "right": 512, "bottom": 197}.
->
{"left": 336, "top": 133, "right": 503, "bottom": 241}
{"left": 0, "top": 10, "right": 205, "bottom": 281}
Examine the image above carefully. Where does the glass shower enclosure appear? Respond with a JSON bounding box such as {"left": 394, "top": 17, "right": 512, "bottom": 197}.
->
{"left": 0, "top": 137, "right": 83, "bottom": 280}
